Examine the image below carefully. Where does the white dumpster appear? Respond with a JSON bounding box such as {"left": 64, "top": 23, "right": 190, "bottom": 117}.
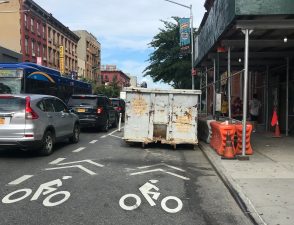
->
{"left": 123, "top": 87, "right": 201, "bottom": 149}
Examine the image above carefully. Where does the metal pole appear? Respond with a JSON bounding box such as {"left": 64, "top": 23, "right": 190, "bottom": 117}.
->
{"left": 190, "top": 5, "right": 194, "bottom": 90}
{"left": 228, "top": 47, "right": 231, "bottom": 119}
{"left": 242, "top": 29, "right": 249, "bottom": 158}
{"left": 206, "top": 67, "right": 208, "bottom": 115}
{"left": 213, "top": 58, "right": 216, "bottom": 117}
{"left": 200, "top": 71, "right": 202, "bottom": 113}
{"left": 286, "top": 57, "right": 289, "bottom": 136}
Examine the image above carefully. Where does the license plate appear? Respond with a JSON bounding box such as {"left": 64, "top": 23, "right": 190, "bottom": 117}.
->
{"left": 0, "top": 117, "right": 5, "bottom": 125}
{"left": 77, "top": 108, "right": 86, "bottom": 113}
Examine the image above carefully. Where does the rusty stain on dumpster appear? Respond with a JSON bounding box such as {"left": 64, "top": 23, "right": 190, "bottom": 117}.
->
{"left": 175, "top": 108, "right": 193, "bottom": 133}
{"left": 131, "top": 96, "right": 148, "bottom": 116}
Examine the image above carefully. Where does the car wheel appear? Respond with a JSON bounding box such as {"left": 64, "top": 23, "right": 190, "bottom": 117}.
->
{"left": 69, "top": 123, "right": 80, "bottom": 144}
{"left": 39, "top": 131, "right": 54, "bottom": 156}
{"left": 102, "top": 118, "right": 109, "bottom": 132}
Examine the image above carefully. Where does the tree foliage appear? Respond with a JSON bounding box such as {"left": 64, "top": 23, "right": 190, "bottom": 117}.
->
{"left": 93, "top": 76, "right": 120, "bottom": 97}
{"left": 144, "top": 18, "right": 193, "bottom": 89}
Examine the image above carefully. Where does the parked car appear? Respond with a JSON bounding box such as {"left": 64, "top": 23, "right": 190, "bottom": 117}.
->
{"left": 0, "top": 94, "right": 80, "bottom": 156}
{"left": 110, "top": 98, "right": 125, "bottom": 122}
{"left": 67, "top": 94, "right": 118, "bottom": 131}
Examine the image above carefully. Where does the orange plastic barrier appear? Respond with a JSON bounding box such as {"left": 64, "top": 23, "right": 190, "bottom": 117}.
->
{"left": 235, "top": 123, "right": 253, "bottom": 155}
{"left": 210, "top": 122, "right": 236, "bottom": 156}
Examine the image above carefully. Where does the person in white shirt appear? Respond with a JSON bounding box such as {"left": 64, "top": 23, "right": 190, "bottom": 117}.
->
{"left": 249, "top": 94, "right": 261, "bottom": 132}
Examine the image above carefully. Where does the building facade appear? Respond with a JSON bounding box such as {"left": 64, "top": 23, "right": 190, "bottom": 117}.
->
{"left": 0, "top": 46, "right": 22, "bottom": 63}
{"left": 73, "top": 30, "right": 101, "bottom": 85}
{"left": 0, "top": 0, "right": 79, "bottom": 75}
{"left": 101, "top": 65, "right": 130, "bottom": 88}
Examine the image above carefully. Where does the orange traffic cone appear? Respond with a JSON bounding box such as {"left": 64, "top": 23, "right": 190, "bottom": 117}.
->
{"left": 222, "top": 131, "right": 236, "bottom": 159}
{"left": 273, "top": 121, "right": 281, "bottom": 138}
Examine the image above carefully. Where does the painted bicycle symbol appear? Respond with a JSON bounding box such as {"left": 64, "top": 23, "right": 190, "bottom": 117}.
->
{"left": 2, "top": 176, "right": 71, "bottom": 207}
{"left": 119, "top": 180, "right": 183, "bottom": 213}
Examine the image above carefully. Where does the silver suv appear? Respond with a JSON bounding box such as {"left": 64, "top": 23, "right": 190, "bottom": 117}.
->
{"left": 0, "top": 94, "right": 80, "bottom": 156}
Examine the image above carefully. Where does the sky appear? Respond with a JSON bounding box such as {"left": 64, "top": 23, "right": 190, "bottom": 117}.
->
{"left": 36, "top": 0, "right": 206, "bottom": 88}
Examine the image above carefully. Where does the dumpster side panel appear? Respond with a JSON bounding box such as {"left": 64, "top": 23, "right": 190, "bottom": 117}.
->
{"left": 170, "top": 94, "right": 198, "bottom": 144}
{"left": 124, "top": 92, "right": 151, "bottom": 142}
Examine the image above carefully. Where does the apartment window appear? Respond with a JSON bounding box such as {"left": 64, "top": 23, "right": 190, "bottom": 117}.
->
{"left": 48, "top": 48, "right": 52, "bottom": 62}
{"left": 53, "top": 50, "right": 56, "bottom": 65}
{"left": 57, "top": 34, "right": 60, "bottom": 46}
{"left": 24, "top": 14, "right": 28, "bottom": 29}
{"left": 53, "top": 31, "right": 56, "bottom": 45}
{"left": 61, "top": 36, "right": 64, "bottom": 46}
{"left": 37, "top": 22, "right": 40, "bottom": 35}
{"left": 30, "top": 18, "right": 34, "bottom": 32}
{"left": 43, "top": 46, "right": 46, "bottom": 58}
{"left": 31, "top": 41, "right": 35, "bottom": 56}
{"left": 37, "top": 44, "right": 40, "bottom": 56}
{"left": 25, "top": 38, "right": 29, "bottom": 54}
{"left": 42, "top": 25, "right": 45, "bottom": 39}
{"left": 48, "top": 28, "right": 52, "bottom": 42}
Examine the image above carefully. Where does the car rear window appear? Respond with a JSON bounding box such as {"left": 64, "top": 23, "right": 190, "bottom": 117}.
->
{"left": 68, "top": 96, "right": 102, "bottom": 107}
{"left": 0, "top": 96, "right": 25, "bottom": 111}
{"left": 111, "top": 99, "right": 120, "bottom": 107}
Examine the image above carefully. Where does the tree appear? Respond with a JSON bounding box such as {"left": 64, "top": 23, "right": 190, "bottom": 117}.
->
{"left": 144, "top": 18, "right": 195, "bottom": 89}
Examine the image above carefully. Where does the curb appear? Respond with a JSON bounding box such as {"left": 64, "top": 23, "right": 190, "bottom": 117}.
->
{"left": 198, "top": 142, "right": 267, "bottom": 225}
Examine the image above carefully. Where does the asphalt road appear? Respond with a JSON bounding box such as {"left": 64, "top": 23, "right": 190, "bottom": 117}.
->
{"left": 0, "top": 127, "right": 253, "bottom": 225}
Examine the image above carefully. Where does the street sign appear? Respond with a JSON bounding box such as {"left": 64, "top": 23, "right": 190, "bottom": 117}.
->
{"left": 59, "top": 46, "right": 65, "bottom": 74}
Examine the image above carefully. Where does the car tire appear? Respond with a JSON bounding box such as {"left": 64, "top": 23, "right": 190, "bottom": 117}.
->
{"left": 102, "top": 118, "right": 109, "bottom": 132}
{"left": 69, "top": 123, "right": 80, "bottom": 144}
{"left": 39, "top": 131, "right": 54, "bottom": 156}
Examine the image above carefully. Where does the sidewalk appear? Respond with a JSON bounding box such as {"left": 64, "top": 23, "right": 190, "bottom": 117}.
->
{"left": 199, "top": 133, "right": 294, "bottom": 225}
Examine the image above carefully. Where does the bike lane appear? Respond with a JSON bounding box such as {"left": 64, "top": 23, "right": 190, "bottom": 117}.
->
{"left": 0, "top": 129, "right": 253, "bottom": 225}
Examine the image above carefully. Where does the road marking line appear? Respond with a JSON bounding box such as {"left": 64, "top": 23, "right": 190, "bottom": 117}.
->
{"left": 49, "top": 158, "right": 66, "bottom": 165}
{"left": 130, "top": 169, "right": 164, "bottom": 176}
{"left": 138, "top": 163, "right": 186, "bottom": 172}
{"left": 110, "top": 134, "right": 123, "bottom": 139}
{"left": 165, "top": 171, "right": 190, "bottom": 180}
{"left": 45, "top": 165, "right": 96, "bottom": 175}
{"left": 89, "top": 140, "right": 98, "bottom": 144}
{"left": 101, "top": 127, "right": 124, "bottom": 138}
{"left": 72, "top": 147, "right": 86, "bottom": 152}
{"left": 8, "top": 175, "right": 33, "bottom": 185}
{"left": 57, "top": 159, "right": 104, "bottom": 167}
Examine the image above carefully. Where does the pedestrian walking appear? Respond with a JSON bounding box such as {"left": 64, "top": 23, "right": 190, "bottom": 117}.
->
{"left": 249, "top": 94, "right": 261, "bottom": 132}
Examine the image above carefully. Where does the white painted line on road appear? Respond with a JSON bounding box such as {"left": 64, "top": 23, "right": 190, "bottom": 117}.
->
{"left": 57, "top": 159, "right": 104, "bottom": 167}
{"left": 46, "top": 165, "right": 96, "bottom": 175}
{"left": 138, "top": 163, "right": 186, "bottom": 172}
{"left": 100, "top": 127, "right": 124, "bottom": 138}
{"left": 49, "top": 158, "right": 66, "bottom": 165}
{"left": 8, "top": 175, "right": 33, "bottom": 185}
{"left": 130, "top": 168, "right": 164, "bottom": 176}
{"left": 110, "top": 134, "right": 123, "bottom": 139}
{"left": 72, "top": 147, "right": 86, "bottom": 152}
{"left": 164, "top": 171, "right": 190, "bottom": 180}
{"left": 89, "top": 140, "right": 98, "bottom": 144}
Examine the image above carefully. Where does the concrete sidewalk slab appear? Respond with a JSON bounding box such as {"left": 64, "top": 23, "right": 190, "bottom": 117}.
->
{"left": 199, "top": 134, "right": 294, "bottom": 225}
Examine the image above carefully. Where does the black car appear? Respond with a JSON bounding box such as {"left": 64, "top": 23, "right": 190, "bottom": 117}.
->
{"left": 110, "top": 98, "right": 125, "bottom": 122}
{"left": 68, "top": 94, "right": 118, "bottom": 131}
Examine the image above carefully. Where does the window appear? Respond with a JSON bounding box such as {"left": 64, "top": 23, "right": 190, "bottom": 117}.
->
{"left": 43, "top": 45, "right": 46, "bottom": 57}
{"left": 25, "top": 38, "right": 29, "bottom": 54}
{"left": 37, "top": 44, "right": 40, "bottom": 56}
{"left": 37, "top": 22, "right": 40, "bottom": 35}
{"left": 42, "top": 25, "right": 45, "bottom": 39}
{"left": 31, "top": 41, "right": 35, "bottom": 55}
{"left": 24, "top": 14, "right": 28, "bottom": 29}
{"left": 43, "top": 99, "right": 55, "bottom": 112}
{"left": 53, "top": 99, "right": 67, "bottom": 112}
{"left": 30, "top": 18, "right": 34, "bottom": 32}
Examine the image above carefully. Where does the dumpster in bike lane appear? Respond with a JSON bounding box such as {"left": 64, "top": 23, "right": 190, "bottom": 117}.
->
{"left": 123, "top": 87, "right": 201, "bottom": 149}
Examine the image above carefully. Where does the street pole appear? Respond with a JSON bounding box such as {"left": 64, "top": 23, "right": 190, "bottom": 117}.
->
{"left": 164, "top": 0, "right": 194, "bottom": 90}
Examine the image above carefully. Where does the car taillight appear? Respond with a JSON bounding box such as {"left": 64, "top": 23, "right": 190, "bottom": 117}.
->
{"left": 25, "top": 96, "right": 39, "bottom": 119}
{"left": 97, "top": 107, "right": 103, "bottom": 114}
{"left": 117, "top": 107, "right": 122, "bottom": 111}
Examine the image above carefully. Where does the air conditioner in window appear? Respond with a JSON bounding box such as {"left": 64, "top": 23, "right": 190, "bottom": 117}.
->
{"left": 43, "top": 57, "right": 47, "bottom": 61}
{"left": 32, "top": 52, "right": 36, "bottom": 57}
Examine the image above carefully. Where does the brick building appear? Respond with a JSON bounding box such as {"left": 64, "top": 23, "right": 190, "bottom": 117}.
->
{"left": 101, "top": 65, "right": 130, "bottom": 88}
{"left": 0, "top": 0, "right": 79, "bottom": 75}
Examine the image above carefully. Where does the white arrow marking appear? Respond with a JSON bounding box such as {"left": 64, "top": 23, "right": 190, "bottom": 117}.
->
{"left": 72, "top": 147, "right": 86, "bottom": 152}
{"left": 130, "top": 169, "right": 190, "bottom": 180}
{"left": 56, "top": 159, "right": 104, "bottom": 167}
{"left": 101, "top": 127, "right": 124, "bottom": 138}
{"left": 8, "top": 175, "right": 33, "bottom": 185}
{"left": 89, "top": 140, "right": 98, "bottom": 144}
{"left": 49, "top": 158, "right": 66, "bottom": 165}
{"left": 164, "top": 171, "right": 190, "bottom": 180}
{"left": 137, "top": 163, "right": 186, "bottom": 172}
{"left": 45, "top": 165, "right": 96, "bottom": 175}
{"left": 109, "top": 134, "right": 123, "bottom": 139}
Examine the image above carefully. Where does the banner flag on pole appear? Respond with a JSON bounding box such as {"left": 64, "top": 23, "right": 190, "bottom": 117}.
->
{"left": 179, "top": 18, "right": 190, "bottom": 47}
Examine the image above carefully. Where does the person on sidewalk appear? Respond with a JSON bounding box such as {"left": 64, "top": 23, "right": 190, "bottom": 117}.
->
{"left": 249, "top": 94, "right": 261, "bottom": 132}
{"left": 221, "top": 95, "right": 228, "bottom": 117}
